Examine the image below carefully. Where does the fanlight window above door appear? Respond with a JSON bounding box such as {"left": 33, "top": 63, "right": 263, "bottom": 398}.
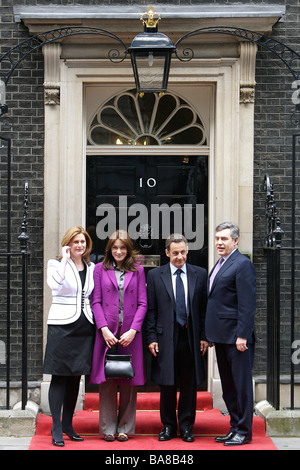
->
{"left": 87, "top": 90, "right": 208, "bottom": 146}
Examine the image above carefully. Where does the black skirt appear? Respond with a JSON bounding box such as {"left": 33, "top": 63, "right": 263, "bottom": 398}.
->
{"left": 43, "top": 311, "right": 95, "bottom": 376}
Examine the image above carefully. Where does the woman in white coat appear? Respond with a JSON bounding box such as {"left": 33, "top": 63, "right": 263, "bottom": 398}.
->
{"left": 43, "top": 226, "right": 95, "bottom": 447}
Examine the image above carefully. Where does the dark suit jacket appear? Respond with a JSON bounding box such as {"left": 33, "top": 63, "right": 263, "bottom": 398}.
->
{"left": 145, "top": 262, "right": 207, "bottom": 386}
{"left": 205, "top": 249, "right": 256, "bottom": 345}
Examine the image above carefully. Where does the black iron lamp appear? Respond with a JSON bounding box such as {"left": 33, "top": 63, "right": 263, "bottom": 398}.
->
{"left": 129, "top": 6, "right": 176, "bottom": 94}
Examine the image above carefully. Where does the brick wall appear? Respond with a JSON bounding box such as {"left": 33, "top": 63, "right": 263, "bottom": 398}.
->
{"left": 253, "top": 2, "right": 300, "bottom": 376}
{"left": 0, "top": 0, "right": 44, "bottom": 383}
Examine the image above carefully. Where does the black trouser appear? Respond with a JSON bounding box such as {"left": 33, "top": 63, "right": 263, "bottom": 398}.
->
{"left": 160, "top": 327, "right": 196, "bottom": 435}
{"left": 215, "top": 342, "right": 255, "bottom": 437}
{"left": 48, "top": 375, "right": 81, "bottom": 440}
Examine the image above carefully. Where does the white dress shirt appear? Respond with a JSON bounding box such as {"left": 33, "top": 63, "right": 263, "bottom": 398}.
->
{"left": 170, "top": 262, "right": 188, "bottom": 311}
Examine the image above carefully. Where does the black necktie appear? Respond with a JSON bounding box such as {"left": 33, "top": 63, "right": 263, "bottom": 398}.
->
{"left": 175, "top": 268, "right": 187, "bottom": 326}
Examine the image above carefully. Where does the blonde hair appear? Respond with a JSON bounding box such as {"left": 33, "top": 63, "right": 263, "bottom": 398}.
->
{"left": 59, "top": 226, "right": 92, "bottom": 263}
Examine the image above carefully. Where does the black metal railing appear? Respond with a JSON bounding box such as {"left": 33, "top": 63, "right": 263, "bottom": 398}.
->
{"left": 264, "top": 171, "right": 300, "bottom": 410}
{"left": 0, "top": 134, "right": 30, "bottom": 410}
{"left": 264, "top": 173, "right": 283, "bottom": 410}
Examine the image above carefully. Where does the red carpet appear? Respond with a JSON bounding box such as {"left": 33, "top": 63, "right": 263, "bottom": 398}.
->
{"left": 29, "top": 392, "right": 277, "bottom": 451}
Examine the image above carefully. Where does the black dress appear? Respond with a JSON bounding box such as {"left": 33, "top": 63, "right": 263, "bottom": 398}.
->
{"left": 43, "top": 267, "right": 95, "bottom": 376}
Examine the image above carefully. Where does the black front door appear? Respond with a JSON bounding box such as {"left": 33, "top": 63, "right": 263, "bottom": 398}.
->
{"left": 86, "top": 154, "right": 208, "bottom": 270}
{"left": 86, "top": 154, "right": 208, "bottom": 389}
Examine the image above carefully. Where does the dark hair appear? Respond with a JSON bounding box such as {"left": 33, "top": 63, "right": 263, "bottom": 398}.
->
{"left": 165, "top": 233, "right": 188, "bottom": 251}
{"left": 102, "top": 230, "right": 139, "bottom": 272}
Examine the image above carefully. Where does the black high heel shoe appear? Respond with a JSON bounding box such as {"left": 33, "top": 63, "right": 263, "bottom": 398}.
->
{"left": 63, "top": 430, "right": 84, "bottom": 441}
{"left": 51, "top": 430, "right": 65, "bottom": 447}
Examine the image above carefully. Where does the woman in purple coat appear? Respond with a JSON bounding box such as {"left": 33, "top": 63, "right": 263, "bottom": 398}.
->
{"left": 89, "top": 230, "right": 147, "bottom": 442}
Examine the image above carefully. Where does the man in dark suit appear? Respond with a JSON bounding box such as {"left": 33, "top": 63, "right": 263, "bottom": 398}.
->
{"left": 146, "top": 234, "right": 208, "bottom": 442}
{"left": 205, "top": 222, "right": 256, "bottom": 446}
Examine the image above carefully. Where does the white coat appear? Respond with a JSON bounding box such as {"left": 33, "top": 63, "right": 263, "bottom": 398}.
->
{"left": 46, "top": 258, "right": 94, "bottom": 325}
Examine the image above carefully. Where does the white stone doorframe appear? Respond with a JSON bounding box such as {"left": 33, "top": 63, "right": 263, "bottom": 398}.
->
{"left": 40, "top": 43, "right": 257, "bottom": 413}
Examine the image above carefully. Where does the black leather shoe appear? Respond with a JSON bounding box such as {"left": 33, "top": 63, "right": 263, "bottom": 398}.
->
{"left": 158, "top": 427, "right": 177, "bottom": 441}
{"left": 223, "top": 433, "right": 252, "bottom": 446}
{"left": 51, "top": 430, "right": 64, "bottom": 447}
{"left": 63, "top": 430, "right": 84, "bottom": 441}
{"left": 215, "top": 431, "right": 236, "bottom": 443}
{"left": 181, "top": 430, "right": 194, "bottom": 442}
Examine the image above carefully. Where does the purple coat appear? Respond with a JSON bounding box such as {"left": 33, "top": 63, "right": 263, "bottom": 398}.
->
{"left": 89, "top": 262, "right": 147, "bottom": 385}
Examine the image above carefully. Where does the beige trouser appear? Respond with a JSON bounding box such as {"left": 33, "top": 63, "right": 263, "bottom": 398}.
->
{"left": 99, "top": 380, "right": 137, "bottom": 435}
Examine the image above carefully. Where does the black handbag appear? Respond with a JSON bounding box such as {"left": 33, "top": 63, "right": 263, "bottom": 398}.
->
{"left": 104, "top": 354, "right": 135, "bottom": 380}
